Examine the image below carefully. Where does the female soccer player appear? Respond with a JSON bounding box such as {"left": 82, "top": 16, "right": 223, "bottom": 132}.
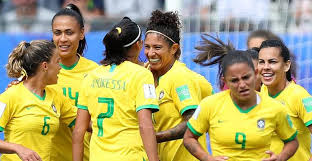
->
{"left": 0, "top": 40, "right": 76, "bottom": 161}
{"left": 258, "top": 39, "right": 312, "bottom": 161}
{"left": 72, "top": 17, "right": 159, "bottom": 161}
{"left": 144, "top": 10, "right": 213, "bottom": 161}
{"left": 50, "top": 4, "right": 98, "bottom": 161}
{"left": 184, "top": 36, "right": 298, "bottom": 161}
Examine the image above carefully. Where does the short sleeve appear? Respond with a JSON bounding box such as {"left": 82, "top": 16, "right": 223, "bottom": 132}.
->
{"left": 134, "top": 70, "right": 159, "bottom": 113}
{"left": 0, "top": 93, "right": 13, "bottom": 131}
{"left": 171, "top": 75, "right": 200, "bottom": 115}
{"left": 275, "top": 107, "right": 297, "bottom": 143}
{"left": 297, "top": 93, "right": 312, "bottom": 127}
{"left": 59, "top": 95, "right": 77, "bottom": 128}
{"left": 198, "top": 75, "right": 214, "bottom": 98}
{"left": 77, "top": 79, "right": 89, "bottom": 111}
{"left": 187, "top": 99, "right": 211, "bottom": 137}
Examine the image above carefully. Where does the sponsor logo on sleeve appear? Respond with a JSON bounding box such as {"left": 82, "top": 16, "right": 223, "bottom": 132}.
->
{"left": 176, "top": 85, "right": 191, "bottom": 101}
{"left": 143, "top": 84, "right": 156, "bottom": 99}
{"left": 0, "top": 102, "right": 6, "bottom": 118}
{"left": 303, "top": 97, "right": 312, "bottom": 112}
{"left": 286, "top": 115, "right": 293, "bottom": 128}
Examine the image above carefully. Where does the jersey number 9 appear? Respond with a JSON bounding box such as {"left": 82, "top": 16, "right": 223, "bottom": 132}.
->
{"left": 235, "top": 132, "right": 246, "bottom": 149}
{"left": 97, "top": 97, "right": 114, "bottom": 137}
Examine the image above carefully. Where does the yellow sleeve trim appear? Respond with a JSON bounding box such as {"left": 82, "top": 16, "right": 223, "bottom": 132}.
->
{"left": 77, "top": 104, "right": 88, "bottom": 111}
{"left": 283, "top": 131, "right": 298, "bottom": 143}
{"left": 187, "top": 122, "right": 202, "bottom": 137}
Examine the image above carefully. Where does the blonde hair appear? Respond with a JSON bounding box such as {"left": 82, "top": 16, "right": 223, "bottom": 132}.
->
{"left": 6, "top": 40, "right": 56, "bottom": 78}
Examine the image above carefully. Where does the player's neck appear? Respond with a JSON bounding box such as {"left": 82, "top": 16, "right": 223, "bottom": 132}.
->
{"left": 23, "top": 77, "right": 46, "bottom": 97}
{"left": 268, "top": 79, "right": 289, "bottom": 97}
{"left": 232, "top": 91, "right": 257, "bottom": 111}
{"left": 60, "top": 54, "right": 79, "bottom": 67}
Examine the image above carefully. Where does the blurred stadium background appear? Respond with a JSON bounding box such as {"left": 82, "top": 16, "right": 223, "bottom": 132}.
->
{"left": 0, "top": 0, "right": 312, "bottom": 146}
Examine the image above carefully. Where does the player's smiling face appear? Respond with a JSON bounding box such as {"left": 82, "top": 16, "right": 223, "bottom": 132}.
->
{"left": 258, "top": 47, "right": 290, "bottom": 88}
{"left": 144, "top": 33, "right": 177, "bottom": 74}
{"left": 52, "top": 15, "right": 84, "bottom": 59}
{"left": 224, "top": 62, "right": 256, "bottom": 101}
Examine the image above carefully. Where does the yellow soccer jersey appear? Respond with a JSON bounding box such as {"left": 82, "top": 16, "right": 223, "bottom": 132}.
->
{"left": 50, "top": 56, "right": 98, "bottom": 161}
{"left": 0, "top": 83, "right": 76, "bottom": 161}
{"left": 77, "top": 61, "right": 159, "bottom": 161}
{"left": 154, "top": 61, "right": 212, "bottom": 161}
{"left": 188, "top": 90, "right": 297, "bottom": 161}
{"left": 261, "top": 81, "right": 312, "bottom": 161}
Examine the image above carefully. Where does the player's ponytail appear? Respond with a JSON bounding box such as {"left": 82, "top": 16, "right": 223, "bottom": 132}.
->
{"left": 100, "top": 17, "right": 141, "bottom": 65}
{"left": 194, "top": 34, "right": 255, "bottom": 89}
{"left": 6, "top": 40, "right": 56, "bottom": 79}
{"left": 193, "top": 34, "right": 235, "bottom": 66}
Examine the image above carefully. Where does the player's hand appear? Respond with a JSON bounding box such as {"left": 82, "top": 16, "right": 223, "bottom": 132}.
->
{"left": 207, "top": 156, "right": 229, "bottom": 161}
{"left": 5, "top": 80, "right": 20, "bottom": 91}
{"left": 262, "top": 150, "right": 280, "bottom": 161}
{"left": 14, "top": 144, "right": 42, "bottom": 161}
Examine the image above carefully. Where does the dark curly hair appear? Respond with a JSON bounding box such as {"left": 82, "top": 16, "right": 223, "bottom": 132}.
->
{"left": 146, "top": 10, "right": 182, "bottom": 59}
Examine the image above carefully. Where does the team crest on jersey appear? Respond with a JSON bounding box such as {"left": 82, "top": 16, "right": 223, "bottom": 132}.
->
{"left": 51, "top": 104, "right": 57, "bottom": 114}
{"left": 257, "top": 119, "right": 265, "bottom": 129}
{"left": 159, "top": 90, "right": 164, "bottom": 100}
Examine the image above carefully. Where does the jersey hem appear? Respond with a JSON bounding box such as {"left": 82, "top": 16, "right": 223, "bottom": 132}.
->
{"left": 68, "top": 118, "right": 76, "bottom": 128}
{"left": 187, "top": 122, "right": 202, "bottom": 137}
{"left": 181, "top": 105, "right": 198, "bottom": 115}
{"left": 282, "top": 131, "right": 298, "bottom": 143}
{"left": 304, "top": 120, "right": 312, "bottom": 127}
{"left": 136, "top": 104, "right": 159, "bottom": 112}
{"left": 77, "top": 104, "right": 88, "bottom": 110}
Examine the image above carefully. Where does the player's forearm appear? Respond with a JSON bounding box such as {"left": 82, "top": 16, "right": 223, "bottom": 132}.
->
{"left": 279, "top": 138, "right": 298, "bottom": 161}
{"left": 183, "top": 130, "right": 209, "bottom": 161}
{"left": 156, "top": 109, "right": 195, "bottom": 143}
{"left": 72, "top": 132, "right": 84, "bottom": 161}
{"left": 138, "top": 109, "right": 159, "bottom": 161}
{"left": 156, "top": 121, "right": 187, "bottom": 143}
{"left": 139, "top": 121, "right": 159, "bottom": 161}
{"left": 0, "top": 140, "right": 20, "bottom": 154}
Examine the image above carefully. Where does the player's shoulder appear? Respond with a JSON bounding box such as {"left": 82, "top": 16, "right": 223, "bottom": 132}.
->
{"left": 259, "top": 92, "right": 285, "bottom": 111}
{"left": 0, "top": 83, "right": 24, "bottom": 98}
{"left": 201, "top": 90, "right": 228, "bottom": 104}
{"left": 123, "top": 61, "right": 153, "bottom": 75}
{"left": 80, "top": 57, "right": 99, "bottom": 68}
{"left": 287, "top": 82, "right": 309, "bottom": 96}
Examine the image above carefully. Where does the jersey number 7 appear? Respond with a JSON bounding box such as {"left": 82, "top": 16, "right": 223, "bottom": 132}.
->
{"left": 97, "top": 97, "right": 114, "bottom": 137}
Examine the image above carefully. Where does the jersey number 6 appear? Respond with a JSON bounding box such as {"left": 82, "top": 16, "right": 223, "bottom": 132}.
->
{"left": 97, "top": 97, "right": 114, "bottom": 137}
